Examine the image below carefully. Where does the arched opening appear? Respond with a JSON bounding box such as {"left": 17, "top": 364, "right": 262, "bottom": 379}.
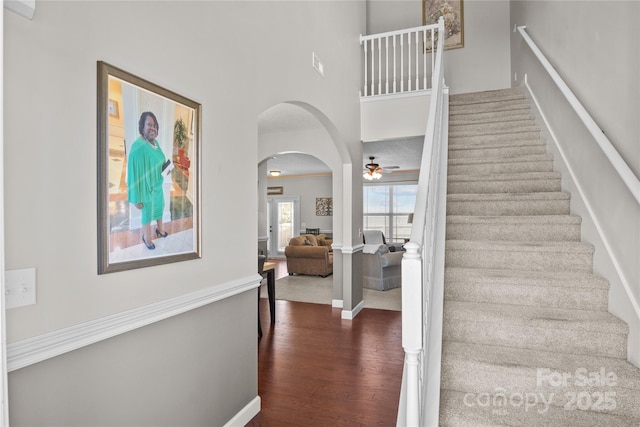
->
{"left": 257, "top": 101, "right": 351, "bottom": 309}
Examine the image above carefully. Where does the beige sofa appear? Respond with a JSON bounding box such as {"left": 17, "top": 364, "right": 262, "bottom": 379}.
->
{"left": 284, "top": 234, "right": 333, "bottom": 277}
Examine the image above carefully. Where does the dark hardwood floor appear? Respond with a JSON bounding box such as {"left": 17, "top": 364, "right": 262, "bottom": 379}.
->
{"left": 247, "top": 299, "right": 404, "bottom": 426}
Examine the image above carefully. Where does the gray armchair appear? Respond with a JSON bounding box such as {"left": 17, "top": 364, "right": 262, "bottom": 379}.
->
{"left": 362, "top": 230, "right": 403, "bottom": 291}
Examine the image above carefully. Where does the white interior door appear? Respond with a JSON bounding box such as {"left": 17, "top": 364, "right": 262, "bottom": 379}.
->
{"left": 267, "top": 197, "right": 299, "bottom": 258}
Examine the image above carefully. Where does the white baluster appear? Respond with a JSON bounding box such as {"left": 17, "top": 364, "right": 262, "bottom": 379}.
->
{"left": 371, "top": 39, "right": 375, "bottom": 96}
{"left": 431, "top": 28, "right": 435, "bottom": 78}
{"left": 385, "top": 36, "right": 389, "bottom": 95}
{"left": 363, "top": 39, "right": 368, "bottom": 97}
{"left": 393, "top": 35, "right": 397, "bottom": 93}
{"left": 423, "top": 30, "right": 427, "bottom": 90}
{"left": 400, "top": 34, "right": 404, "bottom": 92}
{"left": 407, "top": 32, "right": 412, "bottom": 91}
{"left": 415, "top": 31, "right": 419, "bottom": 90}
{"left": 378, "top": 39, "right": 382, "bottom": 95}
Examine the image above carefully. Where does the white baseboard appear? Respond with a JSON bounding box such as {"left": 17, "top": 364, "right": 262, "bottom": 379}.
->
{"left": 341, "top": 300, "right": 364, "bottom": 320}
{"left": 332, "top": 299, "right": 343, "bottom": 308}
{"left": 224, "top": 396, "right": 261, "bottom": 427}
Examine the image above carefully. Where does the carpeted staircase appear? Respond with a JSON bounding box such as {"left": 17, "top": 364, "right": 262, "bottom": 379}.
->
{"left": 438, "top": 88, "right": 640, "bottom": 426}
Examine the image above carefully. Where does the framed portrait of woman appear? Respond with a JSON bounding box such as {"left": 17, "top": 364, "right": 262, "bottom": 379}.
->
{"left": 97, "top": 61, "right": 202, "bottom": 274}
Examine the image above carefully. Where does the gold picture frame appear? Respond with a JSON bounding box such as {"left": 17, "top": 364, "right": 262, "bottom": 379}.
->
{"left": 422, "top": 0, "right": 464, "bottom": 50}
{"left": 97, "top": 61, "right": 202, "bottom": 274}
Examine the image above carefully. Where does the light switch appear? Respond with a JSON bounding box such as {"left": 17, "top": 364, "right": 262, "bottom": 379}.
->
{"left": 5, "top": 268, "right": 36, "bottom": 309}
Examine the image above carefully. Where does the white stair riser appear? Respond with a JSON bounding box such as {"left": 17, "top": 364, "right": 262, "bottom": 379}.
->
{"left": 444, "top": 321, "right": 627, "bottom": 359}
{"left": 445, "top": 282, "right": 608, "bottom": 311}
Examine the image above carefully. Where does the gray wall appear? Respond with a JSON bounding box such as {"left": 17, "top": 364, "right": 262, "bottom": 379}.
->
{"left": 510, "top": 0, "right": 640, "bottom": 365}
{"left": 4, "top": 0, "right": 364, "bottom": 424}
{"left": 9, "top": 293, "right": 256, "bottom": 426}
{"left": 267, "top": 175, "right": 334, "bottom": 233}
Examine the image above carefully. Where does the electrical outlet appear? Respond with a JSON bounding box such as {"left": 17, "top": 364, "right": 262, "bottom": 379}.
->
{"left": 5, "top": 268, "right": 36, "bottom": 309}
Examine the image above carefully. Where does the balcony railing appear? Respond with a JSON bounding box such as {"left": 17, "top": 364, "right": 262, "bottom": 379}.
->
{"left": 360, "top": 23, "right": 442, "bottom": 98}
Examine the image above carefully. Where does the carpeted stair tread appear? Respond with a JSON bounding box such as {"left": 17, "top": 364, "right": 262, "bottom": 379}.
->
{"left": 444, "top": 300, "right": 628, "bottom": 340}
{"left": 449, "top": 111, "right": 533, "bottom": 126}
{"left": 444, "top": 266, "right": 608, "bottom": 310}
{"left": 448, "top": 144, "right": 548, "bottom": 160}
{"left": 440, "top": 389, "right": 639, "bottom": 427}
{"left": 442, "top": 341, "right": 640, "bottom": 392}
{"left": 445, "top": 215, "right": 581, "bottom": 241}
{"left": 447, "top": 192, "right": 571, "bottom": 216}
{"left": 444, "top": 277, "right": 608, "bottom": 310}
{"left": 446, "top": 215, "right": 580, "bottom": 225}
{"left": 449, "top": 138, "right": 546, "bottom": 150}
{"left": 450, "top": 123, "right": 540, "bottom": 138}
{"left": 448, "top": 171, "right": 561, "bottom": 183}
{"left": 441, "top": 342, "right": 640, "bottom": 419}
{"left": 450, "top": 131, "right": 543, "bottom": 145}
{"left": 446, "top": 240, "right": 594, "bottom": 272}
{"left": 449, "top": 88, "right": 527, "bottom": 105}
{"left": 448, "top": 154, "right": 554, "bottom": 175}
{"left": 447, "top": 178, "right": 560, "bottom": 194}
{"left": 449, "top": 99, "right": 531, "bottom": 114}
{"left": 445, "top": 267, "right": 608, "bottom": 290}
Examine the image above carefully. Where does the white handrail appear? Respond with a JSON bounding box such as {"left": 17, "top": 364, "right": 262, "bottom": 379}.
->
{"left": 517, "top": 26, "right": 640, "bottom": 205}
{"left": 397, "top": 16, "right": 447, "bottom": 427}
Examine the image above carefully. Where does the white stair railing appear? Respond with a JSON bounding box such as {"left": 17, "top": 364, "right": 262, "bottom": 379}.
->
{"left": 396, "top": 17, "right": 448, "bottom": 427}
{"left": 360, "top": 23, "right": 440, "bottom": 97}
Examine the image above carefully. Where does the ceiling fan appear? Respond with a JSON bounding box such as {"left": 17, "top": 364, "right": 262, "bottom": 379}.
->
{"left": 363, "top": 156, "right": 399, "bottom": 180}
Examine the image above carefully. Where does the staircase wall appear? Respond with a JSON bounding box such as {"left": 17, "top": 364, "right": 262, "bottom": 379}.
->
{"left": 510, "top": 2, "right": 640, "bottom": 367}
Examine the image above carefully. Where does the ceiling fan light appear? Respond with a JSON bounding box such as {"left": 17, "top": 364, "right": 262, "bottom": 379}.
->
{"left": 363, "top": 170, "right": 381, "bottom": 180}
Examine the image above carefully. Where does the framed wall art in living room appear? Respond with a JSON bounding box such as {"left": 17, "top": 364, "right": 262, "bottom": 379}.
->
{"left": 97, "top": 61, "right": 202, "bottom": 274}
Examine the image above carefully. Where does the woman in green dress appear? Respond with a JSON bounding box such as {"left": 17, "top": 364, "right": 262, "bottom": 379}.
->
{"left": 127, "top": 111, "right": 169, "bottom": 250}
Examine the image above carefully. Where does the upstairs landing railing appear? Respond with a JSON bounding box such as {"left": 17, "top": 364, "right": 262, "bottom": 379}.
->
{"left": 360, "top": 22, "right": 442, "bottom": 97}
{"left": 394, "top": 17, "right": 448, "bottom": 426}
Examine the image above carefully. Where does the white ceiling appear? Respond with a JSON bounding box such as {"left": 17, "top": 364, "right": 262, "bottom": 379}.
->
{"left": 259, "top": 104, "right": 424, "bottom": 176}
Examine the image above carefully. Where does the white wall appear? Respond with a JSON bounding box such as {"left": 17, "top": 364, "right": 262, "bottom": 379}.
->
{"left": 510, "top": 0, "right": 640, "bottom": 366}
{"left": 4, "top": 0, "right": 364, "bottom": 424}
{"left": 361, "top": 93, "right": 430, "bottom": 141}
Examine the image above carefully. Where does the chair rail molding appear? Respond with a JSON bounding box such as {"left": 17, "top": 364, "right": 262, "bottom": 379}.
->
{"left": 7, "top": 275, "right": 260, "bottom": 372}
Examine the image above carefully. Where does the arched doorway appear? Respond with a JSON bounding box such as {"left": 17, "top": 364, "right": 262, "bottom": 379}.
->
{"left": 257, "top": 101, "right": 362, "bottom": 315}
